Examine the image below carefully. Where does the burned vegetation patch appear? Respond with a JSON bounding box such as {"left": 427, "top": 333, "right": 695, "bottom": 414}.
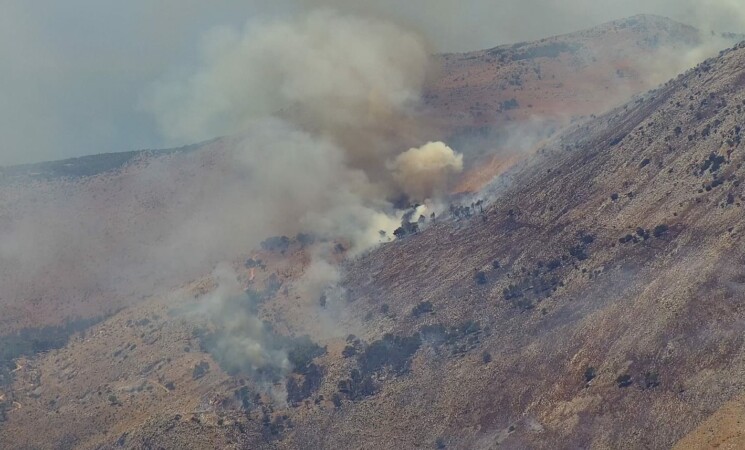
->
{"left": 502, "top": 272, "right": 561, "bottom": 311}
{"left": 336, "top": 332, "right": 423, "bottom": 403}
{"left": 499, "top": 235, "right": 594, "bottom": 311}
{"left": 420, "top": 320, "right": 483, "bottom": 357}
{"left": 699, "top": 152, "right": 727, "bottom": 175}
{"left": 0, "top": 315, "right": 108, "bottom": 389}
{"left": 619, "top": 225, "right": 670, "bottom": 245}
{"left": 191, "top": 282, "right": 327, "bottom": 406}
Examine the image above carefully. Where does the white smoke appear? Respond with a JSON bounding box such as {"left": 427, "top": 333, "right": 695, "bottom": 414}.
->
{"left": 196, "top": 263, "right": 291, "bottom": 376}
{"left": 138, "top": 11, "right": 463, "bottom": 376}
{"left": 390, "top": 141, "right": 463, "bottom": 201}
{"left": 144, "top": 9, "right": 461, "bottom": 255}
{"left": 143, "top": 9, "right": 429, "bottom": 152}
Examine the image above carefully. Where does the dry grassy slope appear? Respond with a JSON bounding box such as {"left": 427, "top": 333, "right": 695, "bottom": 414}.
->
{"left": 673, "top": 395, "right": 745, "bottom": 449}
{"left": 0, "top": 15, "right": 717, "bottom": 337}
{"left": 273, "top": 41, "right": 745, "bottom": 449}
{"left": 426, "top": 14, "right": 703, "bottom": 131}
{"left": 0, "top": 246, "right": 338, "bottom": 449}
{"left": 0, "top": 137, "right": 257, "bottom": 335}
{"left": 2, "top": 18, "right": 745, "bottom": 450}
{"left": 429, "top": 14, "right": 738, "bottom": 193}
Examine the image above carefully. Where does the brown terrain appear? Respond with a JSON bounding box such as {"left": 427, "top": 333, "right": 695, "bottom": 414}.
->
{"left": 2, "top": 14, "right": 745, "bottom": 450}
{"left": 426, "top": 14, "right": 740, "bottom": 192}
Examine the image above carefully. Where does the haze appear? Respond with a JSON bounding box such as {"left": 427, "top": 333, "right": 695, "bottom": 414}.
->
{"left": 0, "top": 0, "right": 743, "bottom": 166}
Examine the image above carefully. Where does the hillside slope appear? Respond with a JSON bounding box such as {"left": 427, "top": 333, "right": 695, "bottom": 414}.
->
{"left": 276, "top": 39, "right": 745, "bottom": 449}
{"left": 3, "top": 16, "right": 745, "bottom": 450}
{"left": 428, "top": 14, "right": 743, "bottom": 192}
{"left": 1, "top": 15, "right": 721, "bottom": 339}
{"left": 3, "top": 33, "right": 745, "bottom": 450}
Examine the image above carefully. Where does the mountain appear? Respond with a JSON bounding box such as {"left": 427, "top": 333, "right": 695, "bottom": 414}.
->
{"left": 1, "top": 15, "right": 721, "bottom": 339}
{"left": 424, "top": 14, "right": 744, "bottom": 192}
{"left": 3, "top": 16, "right": 745, "bottom": 450}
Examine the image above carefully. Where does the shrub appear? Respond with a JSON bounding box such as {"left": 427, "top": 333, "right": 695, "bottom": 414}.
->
{"left": 503, "top": 284, "right": 524, "bottom": 301}
{"left": 287, "top": 337, "right": 326, "bottom": 375}
{"left": 192, "top": 361, "right": 210, "bottom": 380}
{"left": 264, "top": 274, "right": 282, "bottom": 298}
{"left": 358, "top": 333, "right": 422, "bottom": 376}
{"left": 244, "top": 258, "right": 262, "bottom": 268}
{"left": 644, "top": 371, "right": 660, "bottom": 389}
{"left": 338, "top": 371, "right": 377, "bottom": 401}
{"left": 500, "top": 98, "right": 520, "bottom": 110}
{"left": 260, "top": 236, "right": 291, "bottom": 253}
{"left": 569, "top": 245, "right": 588, "bottom": 261}
{"left": 286, "top": 363, "right": 324, "bottom": 405}
{"left": 296, "top": 233, "right": 315, "bottom": 247}
{"left": 700, "top": 152, "right": 726, "bottom": 173}
{"left": 652, "top": 224, "right": 669, "bottom": 238}
{"left": 474, "top": 271, "right": 488, "bottom": 285}
{"left": 616, "top": 374, "right": 633, "bottom": 388}
{"left": 412, "top": 301, "right": 434, "bottom": 317}
{"left": 636, "top": 228, "right": 650, "bottom": 240}
{"left": 342, "top": 345, "right": 357, "bottom": 358}
{"left": 584, "top": 367, "right": 596, "bottom": 383}
{"left": 234, "top": 386, "right": 252, "bottom": 410}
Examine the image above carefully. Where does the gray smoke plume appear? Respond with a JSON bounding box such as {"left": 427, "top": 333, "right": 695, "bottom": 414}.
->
{"left": 137, "top": 10, "right": 464, "bottom": 377}
{"left": 3, "top": 1, "right": 745, "bottom": 381}
{"left": 143, "top": 9, "right": 463, "bottom": 249}
{"left": 2, "top": 1, "right": 745, "bottom": 166}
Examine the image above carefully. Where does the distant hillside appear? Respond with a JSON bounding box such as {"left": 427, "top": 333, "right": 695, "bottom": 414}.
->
{"left": 4, "top": 16, "right": 745, "bottom": 450}
{"left": 4, "top": 22, "right": 745, "bottom": 450}
{"left": 425, "top": 14, "right": 744, "bottom": 192}
{"left": 0, "top": 141, "right": 213, "bottom": 182}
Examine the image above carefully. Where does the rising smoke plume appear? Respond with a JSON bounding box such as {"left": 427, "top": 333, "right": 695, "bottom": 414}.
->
{"left": 4, "top": 1, "right": 744, "bottom": 382}
{"left": 144, "top": 9, "right": 460, "bottom": 250}
{"left": 195, "top": 263, "right": 291, "bottom": 377}
{"left": 140, "top": 10, "right": 462, "bottom": 377}
{"left": 390, "top": 141, "right": 463, "bottom": 200}
{"left": 0, "top": 11, "right": 460, "bottom": 374}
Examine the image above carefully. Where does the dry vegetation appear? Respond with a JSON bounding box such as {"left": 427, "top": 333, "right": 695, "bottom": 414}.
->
{"left": 3, "top": 15, "right": 745, "bottom": 450}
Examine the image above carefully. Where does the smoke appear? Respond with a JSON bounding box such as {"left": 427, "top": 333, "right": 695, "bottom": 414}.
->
{"left": 299, "top": 0, "right": 745, "bottom": 52}
{"left": 4, "top": 0, "right": 745, "bottom": 386}
{"left": 143, "top": 9, "right": 462, "bottom": 250}
{"left": 390, "top": 142, "right": 463, "bottom": 201}
{"left": 196, "top": 264, "right": 291, "bottom": 377}
{"left": 144, "top": 10, "right": 429, "bottom": 160}
{"left": 136, "top": 11, "right": 469, "bottom": 380}
{"left": 2, "top": 1, "right": 745, "bottom": 167}
{"left": 0, "top": 10, "right": 464, "bottom": 344}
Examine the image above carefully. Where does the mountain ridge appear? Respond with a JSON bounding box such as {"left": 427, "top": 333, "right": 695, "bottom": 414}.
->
{"left": 3, "top": 16, "right": 745, "bottom": 450}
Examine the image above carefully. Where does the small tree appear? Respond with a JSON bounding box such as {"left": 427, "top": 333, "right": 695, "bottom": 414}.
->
{"left": 474, "top": 271, "right": 488, "bottom": 285}
{"left": 192, "top": 361, "right": 210, "bottom": 380}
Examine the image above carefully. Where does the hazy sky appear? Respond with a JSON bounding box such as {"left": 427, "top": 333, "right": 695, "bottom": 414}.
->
{"left": 1, "top": 0, "right": 744, "bottom": 166}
